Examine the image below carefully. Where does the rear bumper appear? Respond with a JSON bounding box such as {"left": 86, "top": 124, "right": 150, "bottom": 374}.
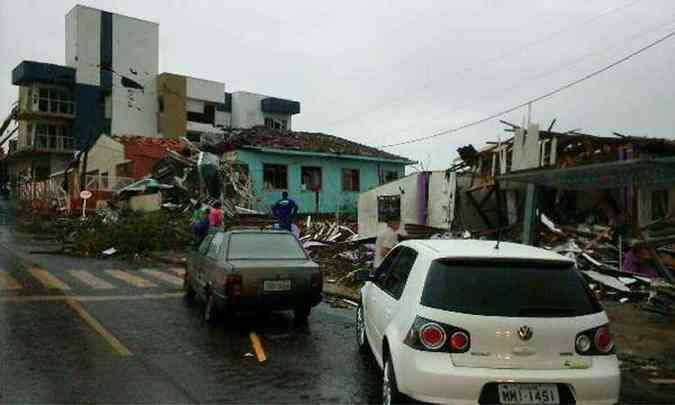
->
{"left": 395, "top": 346, "right": 620, "bottom": 405}
{"left": 214, "top": 292, "right": 322, "bottom": 312}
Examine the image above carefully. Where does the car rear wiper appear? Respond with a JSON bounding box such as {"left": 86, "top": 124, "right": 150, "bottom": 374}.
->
{"left": 517, "top": 307, "right": 576, "bottom": 316}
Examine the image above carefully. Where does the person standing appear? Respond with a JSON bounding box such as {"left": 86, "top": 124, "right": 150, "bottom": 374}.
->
{"left": 209, "top": 201, "right": 224, "bottom": 227}
{"left": 272, "top": 191, "right": 298, "bottom": 231}
{"left": 374, "top": 219, "right": 401, "bottom": 271}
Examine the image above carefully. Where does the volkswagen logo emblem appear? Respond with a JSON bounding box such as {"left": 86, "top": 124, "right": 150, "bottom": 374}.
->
{"left": 518, "top": 326, "right": 533, "bottom": 341}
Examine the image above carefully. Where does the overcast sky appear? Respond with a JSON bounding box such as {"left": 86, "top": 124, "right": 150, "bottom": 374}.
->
{"left": 1, "top": 0, "right": 674, "bottom": 169}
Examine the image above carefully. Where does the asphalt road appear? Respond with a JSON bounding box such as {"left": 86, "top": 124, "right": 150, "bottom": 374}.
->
{"left": 0, "top": 234, "right": 381, "bottom": 404}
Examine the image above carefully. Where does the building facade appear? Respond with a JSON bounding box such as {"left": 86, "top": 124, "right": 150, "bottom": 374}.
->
{"left": 5, "top": 4, "right": 300, "bottom": 183}
{"left": 222, "top": 127, "right": 412, "bottom": 214}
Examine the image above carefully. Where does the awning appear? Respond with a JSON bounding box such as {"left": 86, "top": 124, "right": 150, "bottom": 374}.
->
{"left": 497, "top": 157, "right": 675, "bottom": 190}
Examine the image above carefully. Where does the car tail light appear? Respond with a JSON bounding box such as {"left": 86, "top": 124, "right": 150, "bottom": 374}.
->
{"left": 404, "top": 316, "right": 470, "bottom": 353}
{"left": 419, "top": 323, "right": 447, "bottom": 350}
{"left": 225, "top": 274, "right": 242, "bottom": 298}
{"left": 450, "top": 331, "right": 469, "bottom": 351}
{"left": 575, "top": 324, "right": 614, "bottom": 355}
{"left": 595, "top": 326, "right": 614, "bottom": 353}
{"left": 310, "top": 272, "right": 323, "bottom": 292}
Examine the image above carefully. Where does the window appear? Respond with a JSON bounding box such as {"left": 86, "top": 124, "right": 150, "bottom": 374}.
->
{"left": 652, "top": 189, "right": 670, "bottom": 220}
{"left": 265, "top": 117, "right": 287, "bottom": 130}
{"left": 116, "top": 162, "right": 135, "bottom": 178}
{"left": 342, "top": 168, "right": 360, "bottom": 192}
{"left": 263, "top": 164, "right": 288, "bottom": 190}
{"left": 301, "top": 166, "right": 322, "bottom": 191}
{"left": 375, "top": 247, "right": 417, "bottom": 299}
{"left": 33, "top": 123, "right": 72, "bottom": 150}
{"left": 382, "top": 170, "right": 399, "bottom": 184}
{"left": 227, "top": 233, "right": 307, "bottom": 260}
{"left": 35, "top": 86, "right": 74, "bottom": 115}
{"left": 377, "top": 195, "right": 401, "bottom": 222}
{"left": 207, "top": 232, "right": 225, "bottom": 260}
{"left": 100, "top": 172, "right": 109, "bottom": 190}
{"left": 420, "top": 260, "right": 603, "bottom": 317}
{"left": 187, "top": 103, "right": 215, "bottom": 124}
{"left": 158, "top": 96, "right": 164, "bottom": 113}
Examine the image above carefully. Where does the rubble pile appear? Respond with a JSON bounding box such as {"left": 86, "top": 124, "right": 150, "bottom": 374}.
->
{"left": 539, "top": 217, "right": 675, "bottom": 316}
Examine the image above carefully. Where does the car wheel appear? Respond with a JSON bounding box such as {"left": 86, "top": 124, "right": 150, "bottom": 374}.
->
{"left": 204, "top": 293, "right": 218, "bottom": 322}
{"left": 183, "top": 272, "right": 195, "bottom": 301}
{"left": 294, "top": 305, "right": 311, "bottom": 322}
{"left": 356, "top": 304, "right": 370, "bottom": 354}
{"left": 383, "top": 354, "right": 403, "bottom": 405}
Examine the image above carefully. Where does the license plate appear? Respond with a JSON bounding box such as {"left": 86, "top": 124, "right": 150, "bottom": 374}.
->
{"left": 498, "top": 384, "right": 559, "bottom": 405}
{"left": 264, "top": 280, "right": 291, "bottom": 291}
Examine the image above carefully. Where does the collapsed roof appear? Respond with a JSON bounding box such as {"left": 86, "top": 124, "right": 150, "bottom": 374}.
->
{"left": 221, "top": 126, "right": 414, "bottom": 163}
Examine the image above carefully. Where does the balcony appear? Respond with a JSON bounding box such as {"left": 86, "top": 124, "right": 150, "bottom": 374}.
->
{"left": 12, "top": 61, "right": 75, "bottom": 87}
{"left": 17, "top": 86, "right": 76, "bottom": 120}
{"left": 10, "top": 134, "right": 76, "bottom": 157}
{"left": 261, "top": 97, "right": 300, "bottom": 115}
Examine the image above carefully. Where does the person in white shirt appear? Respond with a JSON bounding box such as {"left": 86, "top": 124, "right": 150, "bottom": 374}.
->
{"left": 374, "top": 220, "right": 401, "bottom": 270}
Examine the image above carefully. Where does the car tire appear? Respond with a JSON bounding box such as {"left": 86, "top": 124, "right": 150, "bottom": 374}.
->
{"left": 294, "top": 305, "right": 311, "bottom": 322}
{"left": 383, "top": 353, "right": 404, "bottom": 405}
{"left": 356, "top": 304, "right": 370, "bottom": 355}
{"left": 183, "top": 272, "right": 195, "bottom": 301}
{"left": 204, "top": 293, "right": 218, "bottom": 322}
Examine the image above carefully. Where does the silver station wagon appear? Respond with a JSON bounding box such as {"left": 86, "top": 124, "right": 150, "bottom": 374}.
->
{"left": 185, "top": 229, "right": 323, "bottom": 322}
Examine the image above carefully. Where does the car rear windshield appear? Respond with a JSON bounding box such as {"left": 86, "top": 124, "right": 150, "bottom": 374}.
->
{"left": 421, "top": 259, "right": 602, "bottom": 317}
{"left": 227, "top": 233, "right": 307, "bottom": 260}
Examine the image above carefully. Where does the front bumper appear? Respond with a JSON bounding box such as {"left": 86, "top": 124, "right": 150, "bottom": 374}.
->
{"left": 395, "top": 346, "right": 620, "bottom": 405}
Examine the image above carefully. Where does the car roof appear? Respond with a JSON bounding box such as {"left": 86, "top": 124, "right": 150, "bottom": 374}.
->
{"left": 401, "top": 239, "right": 573, "bottom": 263}
{"left": 226, "top": 229, "right": 292, "bottom": 235}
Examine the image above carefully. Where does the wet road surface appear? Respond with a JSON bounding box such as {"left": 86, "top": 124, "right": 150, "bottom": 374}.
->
{"left": 0, "top": 240, "right": 382, "bottom": 404}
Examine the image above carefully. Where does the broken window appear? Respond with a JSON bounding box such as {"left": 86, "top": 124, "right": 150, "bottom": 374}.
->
{"left": 263, "top": 164, "right": 288, "bottom": 190}
{"left": 301, "top": 166, "right": 322, "bottom": 191}
{"left": 377, "top": 195, "right": 401, "bottom": 222}
{"left": 342, "top": 168, "right": 360, "bottom": 192}
{"left": 652, "top": 189, "right": 670, "bottom": 220}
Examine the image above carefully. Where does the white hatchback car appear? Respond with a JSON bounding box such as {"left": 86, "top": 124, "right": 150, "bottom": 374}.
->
{"left": 355, "top": 240, "right": 620, "bottom": 405}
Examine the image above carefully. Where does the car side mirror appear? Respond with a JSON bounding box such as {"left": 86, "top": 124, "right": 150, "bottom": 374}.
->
{"left": 353, "top": 269, "right": 372, "bottom": 282}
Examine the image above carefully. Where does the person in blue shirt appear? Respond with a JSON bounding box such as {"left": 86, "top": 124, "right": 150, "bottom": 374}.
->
{"left": 272, "top": 192, "right": 299, "bottom": 231}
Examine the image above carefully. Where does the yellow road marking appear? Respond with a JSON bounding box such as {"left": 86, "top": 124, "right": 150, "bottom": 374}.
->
{"left": 167, "top": 267, "right": 185, "bottom": 277}
{"left": 66, "top": 299, "right": 132, "bottom": 356}
{"left": 140, "top": 269, "right": 183, "bottom": 286}
{"left": 0, "top": 292, "right": 183, "bottom": 303}
{"left": 249, "top": 332, "right": 267, "bottom": 363}
{"left": 105, "top": 270, "right": 157, "bottom": 288}
{"left": 27, "top": 268, "right": 71, "bottom": 290}
{"left": 69, "top": 270, "right": 115, "bottom": 289}
{"left": 0, "top": 271, "right": 21, "bottom": 290}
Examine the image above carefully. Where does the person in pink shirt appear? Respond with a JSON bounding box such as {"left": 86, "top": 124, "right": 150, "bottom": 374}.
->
{"left": 208, "top": 202, "right": 223, "bottom": 227}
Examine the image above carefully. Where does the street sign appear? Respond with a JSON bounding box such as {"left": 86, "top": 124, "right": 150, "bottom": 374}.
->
{"left": 80, "top": 190, "right": 93, "bottom": 200}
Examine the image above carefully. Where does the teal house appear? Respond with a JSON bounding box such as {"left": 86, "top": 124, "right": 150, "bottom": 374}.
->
{"left": 223, "top": 127, "right": 414, "bottom": 214}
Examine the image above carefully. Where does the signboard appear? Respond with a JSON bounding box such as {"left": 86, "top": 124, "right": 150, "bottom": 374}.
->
{"left": 377, "top": 195, "right": 401, "bottom": 222}
{"left": 80, "top": 190, "right": 93, "bottom": 200}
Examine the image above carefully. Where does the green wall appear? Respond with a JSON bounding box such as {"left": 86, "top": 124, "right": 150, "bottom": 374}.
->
{"left": 234, "top": 148, "right": 407, "bottom": 214}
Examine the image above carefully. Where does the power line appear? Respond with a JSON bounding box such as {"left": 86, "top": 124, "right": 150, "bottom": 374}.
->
{"left": 371, "top": 14, "right": 675, "bottom": 143}
{"left": 379, "top": 27, "right": 675, "bottom": 149}
{"left": 324, "top": 0, "right": 646, "bottom": 130}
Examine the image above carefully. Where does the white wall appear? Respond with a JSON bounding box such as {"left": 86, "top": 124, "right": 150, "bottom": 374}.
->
{"left": 66, "top": 6, "right": 101, "bottom": 86}
{"left": 215, "top": 111, "right": 231, "bottom": 127}
{"left": 357, "top": 173, "right": 419, "bottom": 238}
{"left": 110, "top": 13, "right": 158, "bottom": 137}
{"left": 186, "top": 77, "right": 224, "bottom": 103}
{"left": 427, "top": 171, "right": 454, "bottom": 230}
{"left": 231, "top": 92, "right": 265, "bottom": 128}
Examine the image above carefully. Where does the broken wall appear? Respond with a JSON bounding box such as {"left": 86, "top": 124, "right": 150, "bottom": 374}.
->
{"left": 358, "top": 173, "right": 419, "bottom": 238}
